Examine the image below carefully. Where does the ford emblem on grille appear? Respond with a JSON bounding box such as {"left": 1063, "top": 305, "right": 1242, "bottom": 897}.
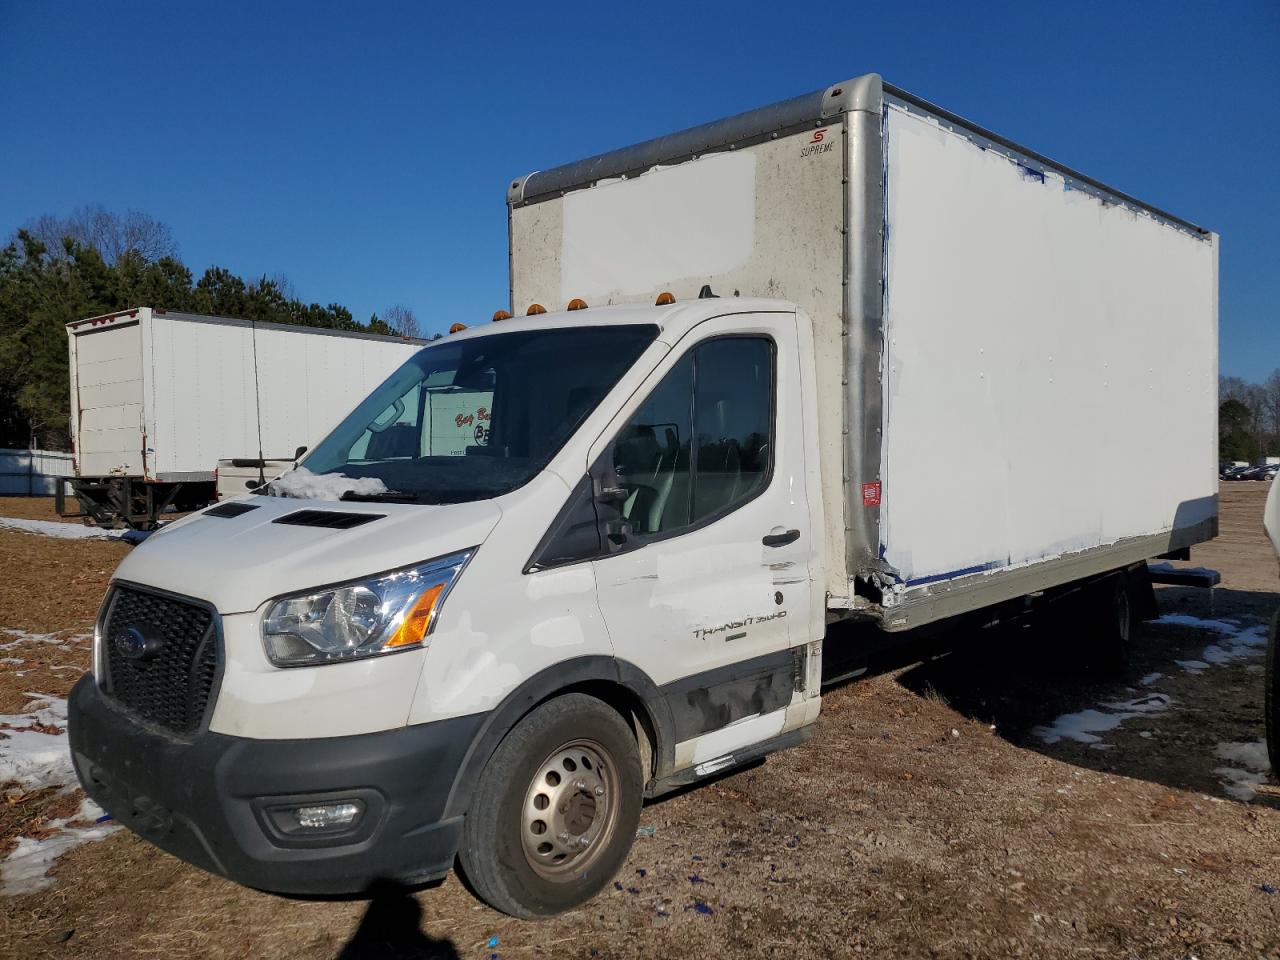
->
{"left": 114, "top": 625, "right": 165, "bottom": 661}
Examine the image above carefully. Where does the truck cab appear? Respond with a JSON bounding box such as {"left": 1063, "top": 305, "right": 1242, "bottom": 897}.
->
{"left": 69, "top": 299, "right": 825, "bottom": 917}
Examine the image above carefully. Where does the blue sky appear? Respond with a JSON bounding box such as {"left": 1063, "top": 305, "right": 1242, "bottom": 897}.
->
{"left": 2, "top": 1, "right": 1276, "bottom": 379}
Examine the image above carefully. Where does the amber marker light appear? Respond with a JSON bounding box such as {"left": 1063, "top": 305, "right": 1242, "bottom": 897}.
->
{"left": 385, "top": 583, "right": 447, "bottom": 648}
{"left": 492, "top": 310, "right": 512, "bottom": 322}
{"left": 449, "top": 322, "right": 467, "bottom": 333}
{"left": 655, "top": 291, "right": 676, "bottom": 305}
{"left": 567, "top": 298, "right": 588, "bottom": 311}
{"left": 526, "top": 304, "right": 547, "bottom": 315}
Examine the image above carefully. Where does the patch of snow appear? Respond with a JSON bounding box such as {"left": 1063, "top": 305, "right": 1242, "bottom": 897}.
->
{"left": 1034, "top": 709, "right": 1123, "bottom": 744}
{"left": 268, "top": 467, "right": 387, "bottom": 501}
{"left": 1, "top": 630, "right": 65, "bottom": 650}
{"left": 1154, "top": 615, "right": 1268, "bottom": 674}
{"left": 1214, "top": 767, "right": 1268, "bottom": 803}
{"left": 1139, "top": 672, "right": 1163, "bottom": 686}
{"left": 1215, "top": 739, "right": 1270, "bottom": 772}
{"left": 1154, "top": 614, "right": 1241, "bottom": 633}
{"left": 0, "top": 694, "right": 74, "bottom": 791}
{"left": 1211, "top": 739, "right": 1271, "bottom": 803}
{"left": 0, "top": 629, "right": 90, "bottom": 653}
{"left": 1033, "top": 694, "right": 1171, "bottom": 745}
{"left": 0, "top": 696, "right": 120, "bottom": 896}
{"left": 0, "top": 517, "right": 140, "bottom": 541}
{"left": 0, "top": 796, "right": 116, "bottom": 896}
{"left": 1102, "top": 694, "right": 1170, "bottom": 715}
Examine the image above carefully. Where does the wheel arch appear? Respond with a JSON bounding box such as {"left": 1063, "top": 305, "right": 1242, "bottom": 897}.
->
{"left": 441, "top": 656, "right": 674, "bottom": 823}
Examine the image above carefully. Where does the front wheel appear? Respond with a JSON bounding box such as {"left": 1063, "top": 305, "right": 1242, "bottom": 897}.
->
{"left": 457, "top": 693, "right": 643, "bottom": 917}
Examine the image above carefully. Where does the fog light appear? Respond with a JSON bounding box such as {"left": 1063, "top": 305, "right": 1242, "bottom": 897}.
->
{"left": 291, "top": 801, "right": 363, "bottom": 830}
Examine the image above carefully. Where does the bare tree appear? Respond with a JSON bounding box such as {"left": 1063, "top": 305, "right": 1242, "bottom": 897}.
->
{"left": 382, "top": 304, "right": 420, "bottom": 339}
{"left": 1265, "top": 370, "right": 1280, "bottom": 449}
{"left": 1220, "top": 375, "right": 1251, "bottom": 405}
{"left": 269, "top": 272, "right": 297, "bottom": 300}
{"left": 21, "top": 204, "right": 177, "bottom": 264}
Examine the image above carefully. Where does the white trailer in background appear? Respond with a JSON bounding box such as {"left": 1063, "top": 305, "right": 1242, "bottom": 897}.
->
{"left": 65, "top": 308, "right": 424, "bottom": 526}
{"left": 508, "top": 72, "right": 1219, "bottom": 631}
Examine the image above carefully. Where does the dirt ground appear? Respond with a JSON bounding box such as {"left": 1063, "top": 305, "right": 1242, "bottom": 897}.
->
{"left": 1, "top": 485, "right": 1279, "bottom": 959}
{"left": 0, "top": 498, "right": 76, "bottom": 524}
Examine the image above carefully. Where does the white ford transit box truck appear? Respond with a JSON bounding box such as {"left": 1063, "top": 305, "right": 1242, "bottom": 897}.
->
{"left": 69, "top": 74, "right": 1218, "bottom": 917}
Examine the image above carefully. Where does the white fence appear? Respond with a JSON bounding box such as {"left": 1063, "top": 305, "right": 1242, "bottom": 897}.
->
{"left": 0, "top": 448, "right": 74, "bottom": 496}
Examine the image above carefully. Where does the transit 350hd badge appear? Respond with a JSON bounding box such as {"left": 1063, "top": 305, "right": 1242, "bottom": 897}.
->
{"left": 693, "top": 609, "right": 787, "bottom": 642}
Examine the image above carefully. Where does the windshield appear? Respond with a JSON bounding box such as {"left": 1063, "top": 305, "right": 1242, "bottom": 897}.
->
{"left": 297, "top": 324, "right": 659, "bottom": 503}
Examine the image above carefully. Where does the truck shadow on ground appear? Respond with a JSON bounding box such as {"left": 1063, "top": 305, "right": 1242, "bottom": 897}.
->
{"left": 831, "top": 586, "right": 1279, "bottom": 806}
{"left": 335, "top": 882, "right": 461, "bottom": 960}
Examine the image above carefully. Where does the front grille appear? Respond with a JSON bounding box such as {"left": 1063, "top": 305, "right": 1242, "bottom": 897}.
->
{"left": 101, "top": 586, "right": 220, "bottom": 735}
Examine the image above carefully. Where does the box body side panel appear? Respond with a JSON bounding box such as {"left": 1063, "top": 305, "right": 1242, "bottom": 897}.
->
{"left": 146, "top": 319, "right": 421, "bottom": 476}
{"left": 878, "top": 104, "right": 1218, "bottom": 591}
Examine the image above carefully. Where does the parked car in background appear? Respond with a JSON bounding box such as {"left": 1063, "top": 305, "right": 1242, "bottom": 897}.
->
{"left": 1222, "top": 465, "right": 1253, "bottom": 480}
{"left": 1241, "top": 464, "right": 1280, "bottom": 482}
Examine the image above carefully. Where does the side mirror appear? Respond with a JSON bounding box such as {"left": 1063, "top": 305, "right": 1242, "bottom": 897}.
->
{"left": 605, "top": 518, "right": 632, "bottom": 551}
{"left": 592, "top": 460, "right": 631, "bottom": 551}
{"left": 294, "top": 446, "right": 307, "bottom": 461}
{"left": 592, "top": 462, "right": 630, "bottom": 507}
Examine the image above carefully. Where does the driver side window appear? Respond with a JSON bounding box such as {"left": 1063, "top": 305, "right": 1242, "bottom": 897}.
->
{"left": 613, "top": 337, "right": 773, "bottom": 536}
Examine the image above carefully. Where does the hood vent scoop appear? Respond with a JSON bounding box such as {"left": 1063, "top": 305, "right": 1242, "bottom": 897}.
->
{"left": 273, "top": 509, "right": 385, "bottom": 530}
{"left": 205, "top": 502, "right": 259, "bottom": 518}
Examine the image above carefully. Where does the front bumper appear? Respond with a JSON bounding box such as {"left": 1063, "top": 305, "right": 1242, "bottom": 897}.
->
{"left": 68, "top": 675, "right": 485, "bottom": 895}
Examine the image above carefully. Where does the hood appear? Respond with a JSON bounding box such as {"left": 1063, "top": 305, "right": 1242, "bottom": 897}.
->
{"left": 115, "top": 496, "right": 502, "bottom": 614}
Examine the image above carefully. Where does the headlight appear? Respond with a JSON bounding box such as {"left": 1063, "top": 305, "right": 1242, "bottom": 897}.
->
{"left": 262, "top": 550, "right": 473, "bottom": 667}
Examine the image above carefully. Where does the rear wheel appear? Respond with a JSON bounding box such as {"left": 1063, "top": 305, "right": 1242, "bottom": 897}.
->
{"left": 457, "top": 693, "right": 643, "bottom": 917}
{"left": 1085, "top": 572, "right": 1140, "bottom": 673}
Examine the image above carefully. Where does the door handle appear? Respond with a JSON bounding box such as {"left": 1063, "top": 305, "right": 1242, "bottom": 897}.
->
{"left": 762, "top": 529, "right": 800, "bottom": 547}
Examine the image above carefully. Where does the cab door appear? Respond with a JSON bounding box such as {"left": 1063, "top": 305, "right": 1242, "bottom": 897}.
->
{"left": 589, "top": 311, "right": 815, "bottom": 764}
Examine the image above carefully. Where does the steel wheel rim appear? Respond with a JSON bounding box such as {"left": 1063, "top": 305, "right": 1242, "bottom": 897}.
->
{"left": 520, "top": 738, "right": 620, "bottom": 880}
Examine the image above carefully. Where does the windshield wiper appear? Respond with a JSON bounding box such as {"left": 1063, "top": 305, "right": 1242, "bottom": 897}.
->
{"left": 340, "top": 489, "right": 420, "bottom": 503}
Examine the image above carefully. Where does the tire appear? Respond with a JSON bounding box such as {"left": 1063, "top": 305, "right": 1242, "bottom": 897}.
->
{"left": 1267, "top": 607, "right": 1280, "bottom": 778}
{"left": 1085, "top": 573, "right": 1139, "bottom": 674}
{"left": 457, "top": 693, "right": 644, "bottom": 918}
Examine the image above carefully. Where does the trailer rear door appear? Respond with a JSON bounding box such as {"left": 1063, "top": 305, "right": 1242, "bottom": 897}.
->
{"left": 72, "top": 320, "right": 145, "bottom": 476}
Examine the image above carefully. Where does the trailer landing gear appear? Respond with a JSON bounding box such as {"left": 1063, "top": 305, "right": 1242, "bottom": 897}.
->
{"left": 57, "top": 476, "right": 215, "bottom": 530}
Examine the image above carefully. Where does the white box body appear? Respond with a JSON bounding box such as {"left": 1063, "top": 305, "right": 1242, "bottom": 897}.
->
{"left": 509, "top": 75, "right": 1218, "bottom": 627}
{"left": 67, "top": 309, "right": 424, "bottom": 481}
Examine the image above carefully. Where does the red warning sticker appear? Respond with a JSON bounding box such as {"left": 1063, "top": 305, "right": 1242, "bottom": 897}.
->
{"left": 862, "top": 481, "right": 881, "bottom": 507}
